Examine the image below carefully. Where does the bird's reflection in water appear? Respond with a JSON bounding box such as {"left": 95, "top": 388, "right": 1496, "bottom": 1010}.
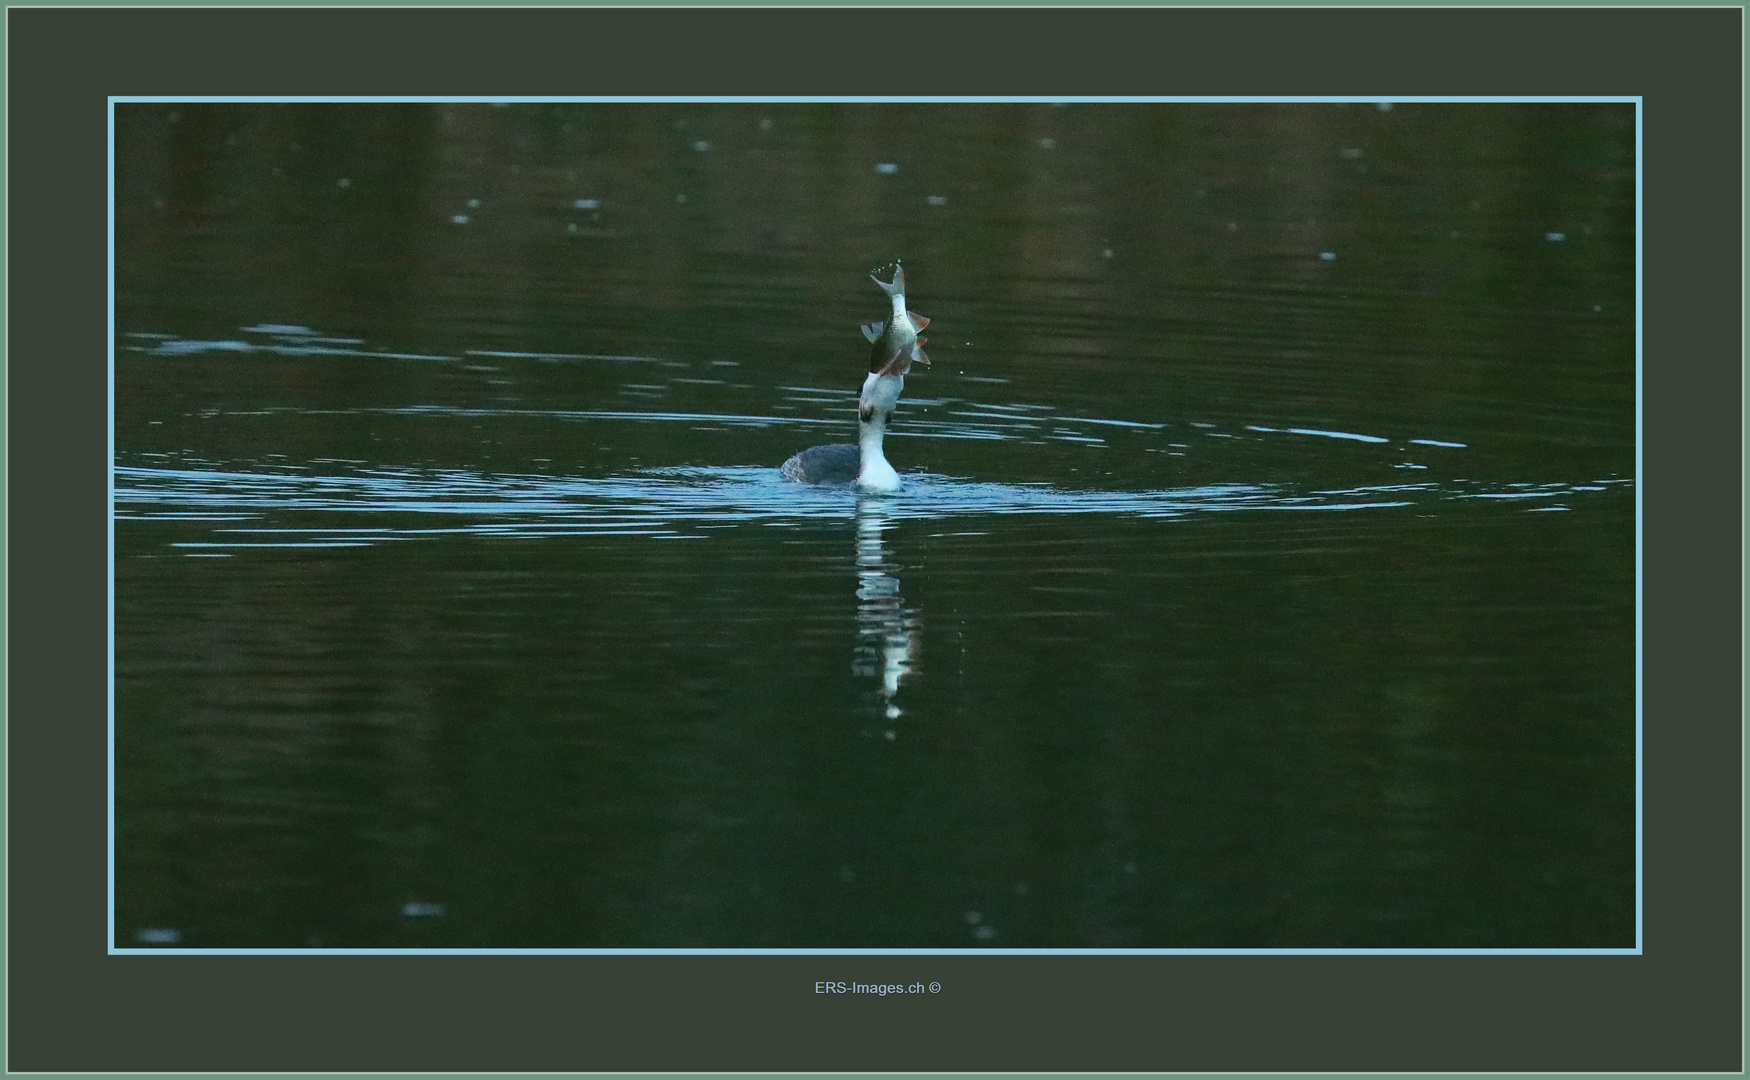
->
{"left": 853, "top": 497, "right": 921, "bottom": 730}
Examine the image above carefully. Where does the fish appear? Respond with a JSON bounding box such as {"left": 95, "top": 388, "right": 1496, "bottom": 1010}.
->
{"left": 861, "top": 261, "right": 931, "bottom": 381}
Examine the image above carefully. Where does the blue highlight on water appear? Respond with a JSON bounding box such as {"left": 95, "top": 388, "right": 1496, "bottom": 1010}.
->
{"left": 113, "top": 462, "right": 1632, "bottom": 553}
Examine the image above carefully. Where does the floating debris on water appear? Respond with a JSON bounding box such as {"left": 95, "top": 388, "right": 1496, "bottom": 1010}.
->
{"left": 926, "top": 195, "right": 948, "bottom": 206}
{"left": 875, "top": 162, "right": 899, "bottom": 174}
{"left": 1319, "top": 251, "right": 1337, "bottom": 261}
{"left": 451, "top": 214, "right": 469, "bottom": 225}
{"left": 137, "top": 928, "right": 181, "bottom": 944}
{"left": 574, "top": 198, "right": 599, "bottom": 210}
{"left": 1545, "top": 231, "right": 1566, "bottom": 242}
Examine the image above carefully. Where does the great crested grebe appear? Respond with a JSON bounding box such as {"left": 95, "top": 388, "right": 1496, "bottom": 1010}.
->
{"left": 779, "top": 262, "right": 930, "bottom": 493}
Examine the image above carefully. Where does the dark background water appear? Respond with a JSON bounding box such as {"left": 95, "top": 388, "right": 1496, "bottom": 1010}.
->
{"left": 112, "top": 101, "right": 1635, "bottom": 949}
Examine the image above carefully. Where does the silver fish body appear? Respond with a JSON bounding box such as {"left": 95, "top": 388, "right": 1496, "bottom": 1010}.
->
{"left": 861, "top": 262, "right": 931, "bottom": 381}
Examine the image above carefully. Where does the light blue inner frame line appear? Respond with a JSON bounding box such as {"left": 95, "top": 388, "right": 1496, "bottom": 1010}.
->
{"left": 125, "top": 947, "right": 1628, "bottom": 956}
{"left": 1634, "top": 96, "right": 1643, "bottom": 955}
{"left": 105, "top": 92, "right": 1638, "bottom": 952}
{"left": 107, "top": 101, "right": 118, "bottom": 954}
{"left": 111, "top": 95, "right": 1638, "bottom": 104}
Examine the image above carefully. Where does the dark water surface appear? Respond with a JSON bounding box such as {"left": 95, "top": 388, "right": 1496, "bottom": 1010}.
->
{"left": 113, "top": 102, "right": 1636, "bottom": 949}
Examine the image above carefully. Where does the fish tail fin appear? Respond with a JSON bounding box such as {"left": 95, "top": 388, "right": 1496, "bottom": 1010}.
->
{"left": 870, "top": 260, "right": 905, "bottom": 298}
{"left": 860, "top": 321, "right": 884, "bottom": 343}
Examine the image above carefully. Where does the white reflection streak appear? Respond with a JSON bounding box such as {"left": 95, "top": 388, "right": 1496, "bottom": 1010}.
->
{"left": 853, "top": 499, "right": 920, "bottom": 722}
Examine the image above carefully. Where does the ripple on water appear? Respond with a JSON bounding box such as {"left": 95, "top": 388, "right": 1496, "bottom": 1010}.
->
{"left": 111, "top": 462, "right": 1630, "bottom": 552}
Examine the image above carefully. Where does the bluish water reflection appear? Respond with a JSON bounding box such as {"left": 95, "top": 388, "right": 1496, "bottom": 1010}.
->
{"left": 116, "top": 460, "right": 1626, "bottom": 549}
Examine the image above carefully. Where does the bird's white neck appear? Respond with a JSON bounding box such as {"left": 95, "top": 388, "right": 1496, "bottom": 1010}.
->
{"left": 857, "top": 413, "right": 899, "bottom": 492}
{"left": 857, "top": 372, "right": 904, "bottom": 492}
